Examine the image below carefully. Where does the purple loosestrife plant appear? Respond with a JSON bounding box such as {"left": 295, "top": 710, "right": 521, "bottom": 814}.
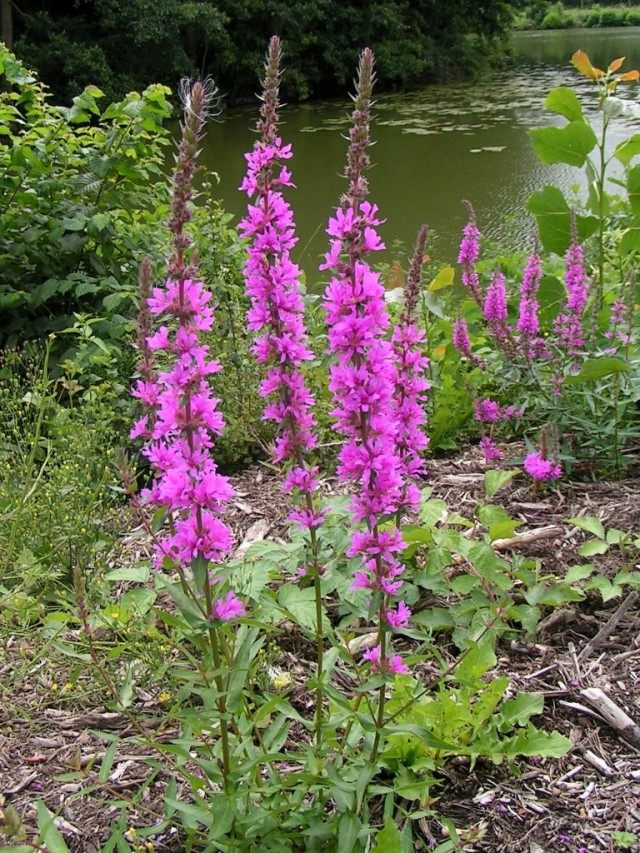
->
{"left": 458, "top": 203, "right": 483, "bottom": 304}
{"left": 321, "top": 49, "right": 411, "bottom": 740}
{"left": 392, "top": 224, "right": 430, "bottom": 512}
{"left": 130, "top": 79, "right": 239, "bottom": 789}
{"left": 238, "top": 36, "right": 327, "bottom": 754}
{"left": 517, "top": 249, "right": 548, "bottom": 358}
{"left": 554, "top": 238, "right": 589, "bottom": 360}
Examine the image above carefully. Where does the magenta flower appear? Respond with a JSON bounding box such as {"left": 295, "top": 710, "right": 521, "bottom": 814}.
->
{"left": 322, "top": 48, "right": 410, "bottom": 675}
{"left": 452, "top": 316, "right": 473, "bottom": 358}
{"left": 554, "top": 239, "right": 589, "bottom": 356}
{"left": 479, "top": 435, "right": 503, "bottom": 463}
{"left": 130, "top": 80, "right": 240, "bottom": 615}
{"left": 212, "top": 591, "right": 246, "bottom": 622}
{"left": 523, "top": 451, "right": 562, "bottom": 482}
{"left": 239, "top": 36, "right": 320, "bottom": 532}
{"left": 517, "top": 251, "right": 542, "bottom": 344}
{"left": 392, "top": 225, "right": 430, "bottom": 505}
{"left": 458, "top": 205, "right": 483, "bottom": 303}
{"left": 363, "top": 644, "right": 410, "bottom": 675}
{"left": 473, "top": 398, "right": 502, "bottom": 423}
{"left": 484, "top": 270, "right": 508, "bottom": 323}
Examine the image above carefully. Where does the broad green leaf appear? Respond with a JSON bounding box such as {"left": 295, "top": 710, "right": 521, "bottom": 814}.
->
{"left": 529, "top": 122, "right": 597, "bottom": 167}
{"left": 614, "top": 133, "right": 640, "bottom": 166}
{"left": 278, "top": 584, "right": 325, "bottom": 632}
{"left": 499, "top": 692, "right": 543, "bottom": 727}
{"left": 614, "top": 571, "right": 640, "bottom": 588}
{"left": 566, "top": 357, "right": 629, "bottom": 383}
{"left": 454, "top": 640, "right": 496, "bottom": 683}
{"left": 565, "top": 564, "right": 594, "bottom": 584}
{"left": 527, "top": 185, "right": 598, "bottom": 255}
{"left": 337, "top": 814, "right": 362, "bottom": 853}
{"left": 36, "top": 802, "right": 69, "bottom": 853}
{"left": 537, "top": 275, "right": 566, "bottom": 323}
{"left": 484, "top": 468, "right": 519, "bottom": 497}
{"left": 567, "top": 516, "right": 605, "bottom": 539}
{"left": 372, "top": 818, "right": 403, "bottom": 853}
{"left": 489, "top": 519, "right": 522, "bottom": 542}
{"left": 105, "top": 564, "right": 150, "bottom": 583}
{"left": 504, "top": 726, "right": 571, "bottom": 758}
{"left": 586, "top": 575, "right": 623, "bottom": 602}
{"left": 545, "top": 86, "right": 584, "bottom": 122}
{"left": 428, "top": 265, "right": 455, "bottom": 292}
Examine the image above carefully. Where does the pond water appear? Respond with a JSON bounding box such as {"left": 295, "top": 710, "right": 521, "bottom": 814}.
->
{"left": 200, "top": 28, "right": 640, "bottom": 275}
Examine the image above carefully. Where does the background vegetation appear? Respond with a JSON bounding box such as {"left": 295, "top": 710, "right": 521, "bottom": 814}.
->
{"left": 2, "top": 0, "right": 520, "bottom": 104}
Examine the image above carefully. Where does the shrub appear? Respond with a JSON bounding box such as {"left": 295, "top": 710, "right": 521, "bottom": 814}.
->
{"left": 0, "top": 46, "right": 172, "bottom": 348}
{"left": 541, "top": 3, "right": 571, "bottom": 29}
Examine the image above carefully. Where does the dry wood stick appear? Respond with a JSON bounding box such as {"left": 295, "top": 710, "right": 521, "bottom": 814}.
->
{"left": 577, "top": 591, "right": 638, "bottom": 663}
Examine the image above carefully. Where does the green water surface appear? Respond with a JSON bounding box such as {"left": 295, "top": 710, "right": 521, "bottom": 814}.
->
{"left": 199, "top": 28, "right": 640, "bottom": 274}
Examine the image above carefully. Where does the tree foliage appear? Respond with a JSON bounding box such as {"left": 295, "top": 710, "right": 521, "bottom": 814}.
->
{"left": 10, "top": 0, "right": 520, "bottom": 104}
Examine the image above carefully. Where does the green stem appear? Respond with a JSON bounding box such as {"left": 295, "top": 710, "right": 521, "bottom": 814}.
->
{"left": 202, "top": 571, "right": 232, "bottom": 790}
{"left": 596, "top": 109, "right": 609, "bottom": 311}
{"left": 370, "top": 600, "right": 388, "bottom": 764}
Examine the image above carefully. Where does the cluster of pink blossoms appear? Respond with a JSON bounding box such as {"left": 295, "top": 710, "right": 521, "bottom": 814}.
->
{"left": 130, "top": 81, "right": 242, "bottom": 623}
{"left": 392, "top": 225, "right": 430, "bottom": 504}
{"left": 554, "top": 240, "right": 589, "bottom": 357}
{"left": 523, "top": 451, "right": 562, "bottom": 482}
{"left": 130, "top": 277, "right": 243, "bottom": 618}
{"left": 474, "top": 398, "right": 522, "bottom": 424}
{"left": 238, "top": 42, "right": 321, "bottom": 530}
{"left": 322, "top": 49, "right": 425, "bottom": 674}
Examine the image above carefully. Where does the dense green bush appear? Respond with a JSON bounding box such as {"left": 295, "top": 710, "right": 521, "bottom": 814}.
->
{"left": 0, "top": 46, "right": 172, "bottom": 347}
{"left": 541, "top": 3, "right": 572, "bottom": 28}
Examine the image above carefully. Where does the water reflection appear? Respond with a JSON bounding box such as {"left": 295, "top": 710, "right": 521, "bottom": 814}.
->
{"left": 201, "top": 28, "right": 640, "bottom": 274}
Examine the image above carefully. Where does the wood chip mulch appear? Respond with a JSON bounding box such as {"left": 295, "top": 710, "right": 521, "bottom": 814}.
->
{"left": 1, "top": 447, "right": 639, "bottom": 851}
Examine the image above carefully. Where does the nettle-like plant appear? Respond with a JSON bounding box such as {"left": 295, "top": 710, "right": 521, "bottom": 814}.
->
{"left": 449, "top": 51, "right": 640, "bottom": 479}
{"left": 124, "top": 42, "right": 571, "bottom": 850}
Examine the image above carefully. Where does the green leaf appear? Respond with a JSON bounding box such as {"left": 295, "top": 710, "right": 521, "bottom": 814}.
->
{"left": 566, "top": 357, "right": 629, "bottom": 383}
{"left": 484, "top": 468, "right": 519, "bottom": 497}
{"left": 98, "top": 739, "right": 119, "bottom": 783}
{"left": 499, "top": 692, "right": 543, "bottom": 727}
{"left": 614, "top": 133, "right": 640, "bottom": 166}
{"left": 337, "top": 814, "right": 363, "bottom": 853}
{"left": 489, "top": 519, "right": 522, "bottom": 542}
{"left": 278, "top": 584, "right": 324, "bottom": 632}
{"left": 565, "top": 564, "right": 594, "bottom": 584}
{"left": 529, "top": 122, "right": 597, "bottom": 167}
{"left": 628, "top": 163, "right": 640, "bottom": 216}
{"left": 455, "top": 641, "right": 496, "bottom": 683}
{"left": 545, "top": 86, "right": 584, "bottom": 122}
{"left": 105, "top": 564, "right": 150, "bottom": 583}
{"left": 537, "top": 275, "right": 566, "bottom": 323}
{"left": 36, "top": 802, "right": 69, "bottom": 853}
{"left": 567, "top": 516, "right": 605, "bottom": 539}
{"left": 372, "top": 818, "right": 403, "bottom": 853}
{"left": 428, "top": 266, "right": 455, "bottom": 292}
{"left": 504, "top": 726, "right": 571, "bottom": 758}
{"left": 586, "top": 575, "right": 623, "bottom": 602}
{"left": 527, "top": 185, "right": 598, "bottom": 255}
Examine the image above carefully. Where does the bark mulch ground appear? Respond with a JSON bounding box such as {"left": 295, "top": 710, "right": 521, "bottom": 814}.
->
{"left": 1, "top": 448, "right": 639, "bottom": 851}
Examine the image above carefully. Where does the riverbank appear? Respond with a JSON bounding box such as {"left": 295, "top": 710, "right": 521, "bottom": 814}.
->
{"left": 515, "top": 3, "right": 640, "bottom": 31}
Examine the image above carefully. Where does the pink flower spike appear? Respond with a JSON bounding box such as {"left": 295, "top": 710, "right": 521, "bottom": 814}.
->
{"left": 523, "top": 451, "right": 562, "bottom": 482}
